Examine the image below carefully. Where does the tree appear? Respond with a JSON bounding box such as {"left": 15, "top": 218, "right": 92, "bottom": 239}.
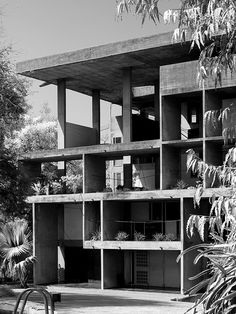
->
{"left": 11, "top": 115, "right": 57, "bottom": 153}
{"left": 0, "top": 48, "right": 29, "bottom": 219}
{"left": 116, "top": 0, "right": 236, "bottom": 85}
{"left": 0, "top": 219, "right": 35, "bottom": 288}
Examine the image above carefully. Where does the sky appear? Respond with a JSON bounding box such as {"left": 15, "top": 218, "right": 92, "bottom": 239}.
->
{"left": 0, "top": 0, "right": 178, "bottom": 126}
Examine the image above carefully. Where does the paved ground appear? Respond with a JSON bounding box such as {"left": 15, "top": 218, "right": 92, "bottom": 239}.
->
{"left": 11, "top": 285, "right": 196, "bottom": 314}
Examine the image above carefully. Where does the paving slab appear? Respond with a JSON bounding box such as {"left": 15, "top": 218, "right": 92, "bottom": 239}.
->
{"left": 11, "top": 285, "right": 197, "bottom": 314}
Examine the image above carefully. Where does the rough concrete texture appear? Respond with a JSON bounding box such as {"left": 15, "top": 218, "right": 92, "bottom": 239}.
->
{"left": 10, "top": 285, "right": 198, "bottom": 314}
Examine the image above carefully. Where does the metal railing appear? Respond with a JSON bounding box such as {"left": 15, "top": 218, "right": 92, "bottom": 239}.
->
{"left": 13, "top": 287, "right": 57, "bottom": 314}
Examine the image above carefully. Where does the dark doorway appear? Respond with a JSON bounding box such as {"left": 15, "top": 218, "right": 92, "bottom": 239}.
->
{"left": 65, "top": 247, "right": 88, "bottom": 283}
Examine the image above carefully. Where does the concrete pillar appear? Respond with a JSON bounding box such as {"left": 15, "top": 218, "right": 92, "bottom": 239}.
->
{"left": 33, "top": 203, "right": 59, "bottom": 284}
{"left": 57, "top": 205, "right": 65, "bottom": 283}
{"left": 83, "top": 155, "right": 106, "bottom": 193}
{"left": 122, "top": 68, "right": 132, "bottom": 143}
{"left": 57, "top": 79, "right": 66, "bottom": 175}
{"left": 122, "top": 68, "right": 132, "bottom": 188}
{"left": 123, "top": 156, "right": 132, "bottom": 189}
{"left": 92, "top": 90, "right": 100, "bottom": 144}
{"left": 154, "top": 82, "right": 160, "bottom": 122}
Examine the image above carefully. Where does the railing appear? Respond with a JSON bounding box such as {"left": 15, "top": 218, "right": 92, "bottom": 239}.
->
{"left": 13, "top": 287, "right": 60, "bottom": 314}
{"left": 105, "top": 220, "right": 180, "bottom": 241}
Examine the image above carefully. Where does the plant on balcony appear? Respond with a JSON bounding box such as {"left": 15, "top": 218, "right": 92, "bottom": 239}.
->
{"left": 50, "top": 180, "right": 63, "bottom": 195}
{"left": 164, "top": 233, "right": 177, "bottom": 241}
{"left": 152, "top": 233, "right": 165, "bottom": 241}
{"left": 114, "top": 231, "right": 129, "bottom": 241}
{"left": 133, "top": 231, "right": 145, "bottom": 241}
{"left": 61, "top": 174, "right": 82, "bottom": 194}
{"left": 175, "top": 180, "right": 189, "bottom": 189}
{"left": 31, "top": 181, "right": 45, "bottom": 195}
{"left": 89, "top": 230, "right": 101, "bottom": 241}
{"left": 152, "top": 233, "right": 177, "bottom": 241}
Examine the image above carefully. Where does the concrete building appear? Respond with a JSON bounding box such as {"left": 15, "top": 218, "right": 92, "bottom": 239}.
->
{"left": 17, "top": 31, "right": 236, "bottom": 293}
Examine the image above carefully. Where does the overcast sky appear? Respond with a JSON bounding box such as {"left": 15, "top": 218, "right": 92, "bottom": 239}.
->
{"left": 1, "top": 0, "right": 178, "bottom": 126}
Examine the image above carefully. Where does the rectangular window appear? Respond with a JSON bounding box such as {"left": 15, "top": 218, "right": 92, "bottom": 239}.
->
{"left": 112, "top": 137, "right": 122, "bottom": 144}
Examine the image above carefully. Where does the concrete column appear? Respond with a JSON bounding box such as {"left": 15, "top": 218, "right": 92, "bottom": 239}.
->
{"left": 57, "top": 79, "right": 66, "bottom": 175}
{"left": 92, "top": 90, "right": 100, "bottom": 144}
{"left": 33, "top": 204, "right": 59, "bottom": 284}
{"left": 122, "top": 68, "right": 132, "bottom": 188}
{"left": 83, "top": 155, "right": 106, "bottom": 193}
{"left": 57, "top": 205, "right": 65, "bottom": 283}
{"left": 123, "top": 156, "right": 132, "bottom": 189}
{"left": 122, "top": 68, "right": 132, "bottom": 143}
{"left": 154, "top": 82, "right": 160, "bottom": 122}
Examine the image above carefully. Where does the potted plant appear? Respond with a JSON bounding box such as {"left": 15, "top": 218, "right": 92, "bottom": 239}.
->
{"left": 114, "top": 231, "right": 129, "bottom": 241}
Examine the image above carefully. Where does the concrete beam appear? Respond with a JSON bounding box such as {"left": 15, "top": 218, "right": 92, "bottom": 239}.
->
{"left": 26, "top": 187, "right": 232, "bottom": 204}
{"left": 19, "top": 139, "right": 161, "bottom": 162}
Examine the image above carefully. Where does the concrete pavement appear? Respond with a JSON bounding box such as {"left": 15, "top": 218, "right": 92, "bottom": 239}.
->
{"left": 11, "top": 285, "right": 196, "bottom": 314}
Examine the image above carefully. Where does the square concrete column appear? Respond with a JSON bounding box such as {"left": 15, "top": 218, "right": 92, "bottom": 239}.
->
{"left": 57, "top": 79, "right": 66, "bottom": 175}
{"left": 92, "top": 90, "right": 101, "bottom": 144}
{"left": 33, "top": 203, "right": 59, "bottom": 284}
{"left": 122, "top": 68, "right": 132, "bottom": 143}
{"left": 122, "top": 68, "right": 132, "bottom": 189}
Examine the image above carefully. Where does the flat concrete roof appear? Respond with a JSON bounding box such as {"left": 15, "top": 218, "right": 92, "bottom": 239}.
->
{"left": 17, "top": 32, "right": 198, "bottom": 104}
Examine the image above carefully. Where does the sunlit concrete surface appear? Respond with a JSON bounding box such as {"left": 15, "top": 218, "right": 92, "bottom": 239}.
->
{"left": 12, "top": 285, "right": 197, "bottom": 314}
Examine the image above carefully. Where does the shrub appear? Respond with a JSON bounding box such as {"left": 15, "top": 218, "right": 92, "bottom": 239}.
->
{"left": 115, "top": 231, "right": 129, "bottom": 241}
{"left": 89, "top": 230, "right": 101, "bottom": 241}
{"left": 134, "top": 231, "right": 145, "bottom": 241}
{"left": 164, "top": 233, "right": 177, "bottom": 241}
{"left": 152, "top": 233, "right": 165, "bottom": 241}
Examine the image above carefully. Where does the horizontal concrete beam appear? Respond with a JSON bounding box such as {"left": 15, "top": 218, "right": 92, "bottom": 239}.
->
{"left": 84, "top": 240, "right": 181, "bottom": 250}
{"left": 27, "top": 187, "right": 231, "bottom": 203}
{"left": 19, "top": 139, "right": 161, "bottom": 162}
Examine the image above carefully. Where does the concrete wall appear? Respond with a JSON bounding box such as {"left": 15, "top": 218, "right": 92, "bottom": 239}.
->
{"left": 84, "top": 202, "right": 100, "bottom": 240}
{"left": 34, "top": 204, "right": 61, "bottom": 284}
{"left": 133, "top": 163, "right": 155, "bottom": 190}
{"left": 131, "top": 202, "right": 149, "bottom": 221}
{"left": 66, "top": 122, "right": 96, "bottom": 147}
{"left": 162, "top": 96, "right": 181, "bottom": 140}
{"left": 83, "top": 155, "right": 106, "bottom": 193}
{"left": 64, "top": 204, "right": 83, "bottom": 240}
{"left": 103, "top": 201, "right": 127, "bottom": 240}
{"left": 104, "top": 250, "right": 124, "bottom": 288}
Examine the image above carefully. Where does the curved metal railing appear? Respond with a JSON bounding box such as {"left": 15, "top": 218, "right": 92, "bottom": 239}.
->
{"left": 13, "top": 287, "right": 55, "bottom": 314}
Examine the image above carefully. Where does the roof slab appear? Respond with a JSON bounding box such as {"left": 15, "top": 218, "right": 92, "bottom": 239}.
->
{"left": 17, "top": 32, "right": 199, "bottom": 104}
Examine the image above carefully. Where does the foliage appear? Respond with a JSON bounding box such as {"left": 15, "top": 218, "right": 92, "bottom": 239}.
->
{"left": 0, "top": 49, "right": 29, "bottom": 219}
{"left": 184, "top": 146, "right": 236, "bottom": 313}
{"left": 61, "top": 174, "right": 82, "bottom": 194}
{"left": 115, "top": 231, "right": 129, "bottom": 241}
{"left": 133, "top": 231, "right": 146, "bottom": 241}
{"left": 11, "top": 115, "right": 57, "bottom": 153}
{"left": 89, "top": 230, "right": 101, "bottom": 241}
{"left": 116, "top": 0, "right": 236, "bottom": 84}
{"left": 177, "top": 237, "right": 236, "bottom": 314}
{"left": 0, "top": 219, "right": 35, "bottom": 288}
{"left": 164, "top": 233, "right": 177, "bottom": 241}
{"left": 152, "top": 232, "right": 165, "bottom": 241}
{"left": 176, "top": 180, "right": 189, "bottom": 189}
{"left": 152, "top": 232, "right": 177, "bottom": 241}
